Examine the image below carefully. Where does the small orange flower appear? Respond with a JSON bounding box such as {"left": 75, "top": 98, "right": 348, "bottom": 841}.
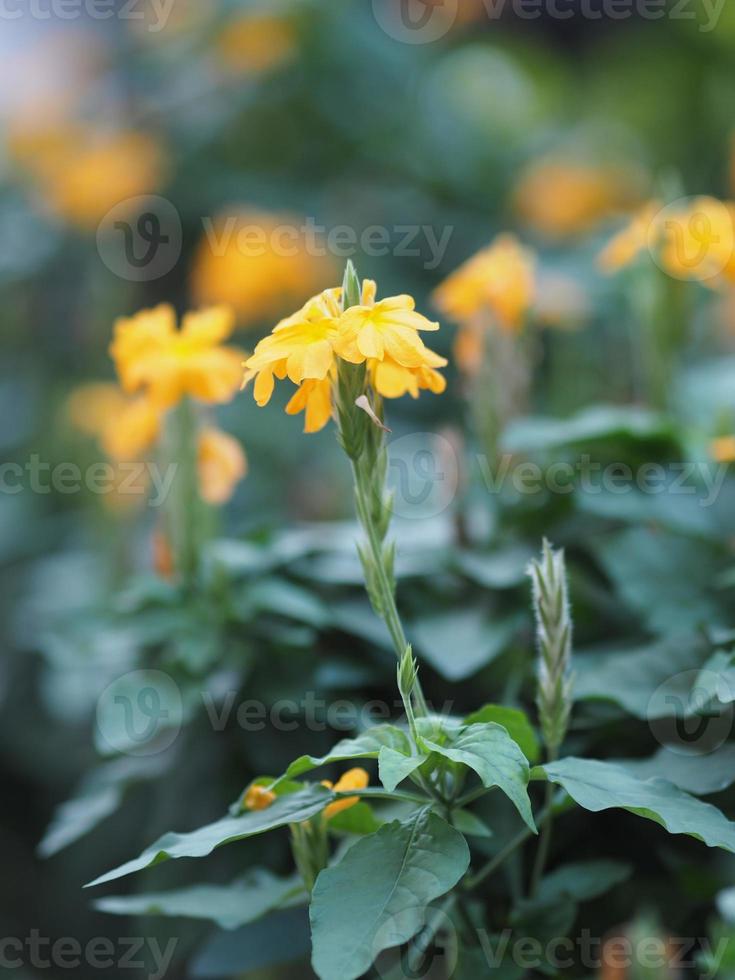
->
{"left": 321, "top": 768, "right": 369, "bottom": 819}
{"left": 710, "top": 436, "right": 735, "bottom": 463}
{"left": 217, "top": 13, "right": 296, "bottom": 76}
{"left": 243, "top": 784, "right": 277, "bottom": 812}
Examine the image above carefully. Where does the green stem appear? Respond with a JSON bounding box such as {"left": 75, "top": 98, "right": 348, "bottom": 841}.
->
{"left": 464, "top": 819, "right": 539, "bottom": 892}
{"left": 529, "top": 752, "right": 557, "bottom": 898}
{"left": 166, "top": 397, "right": 203, "bottom": 586}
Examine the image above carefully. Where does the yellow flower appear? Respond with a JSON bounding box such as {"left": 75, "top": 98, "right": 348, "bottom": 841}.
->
{"left": 334, "top": 295, "right": 439, "bottom": 367}
{"left": 243, "top": 784, "right": 277, "bottom": 812}
{"left": 514, "top": 159, "right": 638, "bottom": 239}
{"left": 217, "top": 13, "right": 296, "bottom": 75}
{"left": 197, "top": 427, "right": 247, "bottom": 504}
{"left": 432, "top": 233, "right": 536, "bottom": 330}
{"left": 101, "top": 395, "right": 161, "bottom": 462}
{"left": 12, "top": 127, "right": 164, "bottom": 230}
{"left": 285, "top": 377, "right": 335, "bottom": 434}
{"left": 710, "top": 436, "right": 735, "bottom": 463}
{"left": 191, "top": 208, "right": 336, "bottom": 328}
{"left": 66, "top": 382, "right": 161, "bottom": 462}
{"left": 243, "top": 278, "right": 447, "bottom": 432}
{"left": 321, "top": 768, "right": 369, "bottom": 820}
{"left": 658, "top": 197, "right": 735, "bottom": 286}
{"left": 598, "top": 201, "right": 662, "bottom": 274}
{"left": 110, "top": 304, "right": 244, "bottom": 409}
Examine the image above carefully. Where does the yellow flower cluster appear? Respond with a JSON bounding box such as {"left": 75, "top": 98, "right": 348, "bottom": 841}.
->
{"left": 432, "top": 233, "right": 536, "bottom": 375}
{"left": 243, "top": 281, "right": 447, "bottom": 433}
{"left": 242, "top": 768, "right": 369, "bottom": 821}
{"left": 217, "top": 13, "right": 296, "bottom": 76}
{"left": 600, "top": 196, "right": 735, "bottom": 287}
{"left": 68, "top": 304, "right": 247, "bottom": 509}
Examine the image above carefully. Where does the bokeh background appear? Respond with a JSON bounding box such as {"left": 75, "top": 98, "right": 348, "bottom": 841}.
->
{"left": 4, "top": 1, "right": 735, "bottom": 978}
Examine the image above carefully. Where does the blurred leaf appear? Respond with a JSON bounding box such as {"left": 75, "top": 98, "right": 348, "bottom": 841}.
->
{"left": 619, "top": 745, "right": 735, "bottom": 796}
{"left": 412, "top": 610, "right": 522, "bottom": 681}
{"left": 190, "top": 907, "right": 311, "bottom": 978}
{"left": 451, "top": 808, "right": 493, "bottom": 839}
{"left": 575, "top": 633, "right": 708, "bottom": 720}
{"left": 454, "top": 545, "right": 534, "bottom": 590}
{"left": 503, "top": 405, "right": 675, "bottom": 454}
{"left": 94, "top": 870, "right": 303, "bottom": 929}
{"left": 593, "top": 527, "right": 724, "bottom": 633}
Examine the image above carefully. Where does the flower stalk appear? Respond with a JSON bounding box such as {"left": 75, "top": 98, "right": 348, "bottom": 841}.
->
{"left": 164, "top": 397, "right": 206, "bottom": 585}
{"left": 528, "top": 538, "right": 574, "bottom": 896}
{"left": 336, "top": 262, "right": 429, "bottom": 720}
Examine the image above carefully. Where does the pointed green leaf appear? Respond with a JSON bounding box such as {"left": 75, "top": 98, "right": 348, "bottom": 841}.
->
{"left": 464, "top": 705, "right": 540, "bottom": 763}
{"left": 412, "top": 610, "right": 522, "bottom": 681}
{"left": 423, "top": 723, "right": 536, "bottom": 831}
{"left": 283, "top": 726, "right": 410, "bottom": 781}
{"left": 94, "top": 870, "right": 303, "bottom": 929}
{"left": 544, "top": 757, "right": 735, "bottom": 852}
{"left": 619, "top": 745, "right": 735, "bottom": 796}
{"left": 451, "top": 809, "right": 493, "bottom": 838}
{"left": 310, "top": 809, "right": 469, "bottom": 980}
{"left": 328, "top": 802, "right": 383, "bottom": 835}
{"left": 378, "top": 746, "right": 427, "bottom": 793}
{"left": 86, "top": 785, "right": 333, "bottom": 888}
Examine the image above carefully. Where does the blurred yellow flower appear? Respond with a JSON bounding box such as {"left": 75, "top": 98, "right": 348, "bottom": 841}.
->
{"left": 217, "top": 13, "right": 296, "bottom": 75}
{"left": 66, "top": 382, "right": 160, "bottom": 461}
{"left": 11, "top": 127, "right": 164, "bottom": 230}
{"left": 111, "top": 304, "right": 244, "bottom": 409}
{"left": 432, "top": 233, "right": 536, "bottom": 330}
{"left": 243, "top": 783, "right": 277, "bottom": 812}
{"left": 710, "top": 436, "right": 735, "bottom": 463}
{"left": 191, "top": 208, "right": 336, "bottom": 328}
{"left": 321, "top": 768, "right": 369, "bottom": 820}
{"left": 197, "top": 427, "right": 247, "bottom": 505}
{"left": 658, "top": 197, "right": 735, "bottom": 286}
{"left": 598, "top": 201, "right": 662, "bottom": 273}
{"left": 243, "top": 279, "right": 447, "bottom": 433}
{"left": 514, "top": 159, "right": 638, "bottom": 240}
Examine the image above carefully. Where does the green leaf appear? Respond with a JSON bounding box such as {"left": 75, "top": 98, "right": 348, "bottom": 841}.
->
{"left": 412, "top": 610, "right": 522, "bottom": 681}
{"left": 544, "top": 757, "right": 735, "bottom": 852}
{"left": 310, "top": 809, "right": 470, "bottom": 980}
{"left": 455, "top": 545, "right": 533, "bottom": 589}
{"left": 696, "top": 650, "right": 735, "bottom": 705}
{"left": 378, "top": 746, "right": 428, "bottom": 792}
{"left": 94, "top": 870, "right": 303, "bottom": 930}
{"left": 328, "top": 802, "right": 383, "bottom": 835}
{"left": 618, "top": 745, "right": 735, "bottom": 796}
{"left": 593, "top": 528, "right": 724, "bottom": 634}
{"left": 451, "top": 808, "right": 493, "bottom": 838}
{"left": 422, "top": 724, "right": 535, "bottom": 831}
{"left": 503, "top": 404, "right": 674, "bottom": 453}
{"left": 464, "top": 705, "right": 540, "bottom": 763}
{"left": 85, "top": 785, "right": 333, "bottom": 888}
{"left": 283, "top": 726, "right": 410, "bottom": 781}
{"left": 574, "top": 633, "right": 708, "bottom": 720}
{"left": 190, "top": 907, "right": 311, "bottom": 978}
{"left": 534, "top": 860, "right": 632, "bottom": 905}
